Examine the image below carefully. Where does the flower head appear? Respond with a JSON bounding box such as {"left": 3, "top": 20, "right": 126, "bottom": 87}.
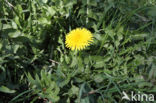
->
{"left": 65, "top": 28, "right": 93, "bottom": 51}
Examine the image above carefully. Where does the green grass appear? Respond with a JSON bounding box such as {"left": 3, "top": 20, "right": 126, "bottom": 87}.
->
{"left": 0, "top": 0, "right": 156, "bottom": 103}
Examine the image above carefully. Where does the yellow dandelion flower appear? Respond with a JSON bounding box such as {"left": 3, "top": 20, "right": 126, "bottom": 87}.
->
{"left": 65, "top": 28, "right": 93, "bottom": 51}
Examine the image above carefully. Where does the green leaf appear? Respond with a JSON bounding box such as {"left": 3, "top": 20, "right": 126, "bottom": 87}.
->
{"left": 47, "top": 6, "right": 56, "bottom": 16}
{"left": 0, "top": 43, "right": 2, "bottom": 50}
{"left": 0, "top": 86, "right": 16, "bottom": 93}
{"left": 8, "top": 30, "right": 22, "bottom": 38}
{"left": 147, "top": 7, "right": 156, "bottom": 17}
{"left": 10, "top": 89, "right": 32, "bottom": 102}
{"left": 78, "top": 83, "right": 95, "bottom": 103}
{"left": 40, "top": 0, "right": 48, "bottom": 3}
{"left": 70, "top": 85, "right": 79, "bottom": 95}
{"left": 94, "top": 61, "right": 104, "bottom": 68}
{"left": 38, "top": 18, "right": 51, "bottom": 25}
{"left": 11, "top": 21, "right": 18, "bottom": 29}
{"left": 94, "top": 74, "right": 104, "bottom": 83}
